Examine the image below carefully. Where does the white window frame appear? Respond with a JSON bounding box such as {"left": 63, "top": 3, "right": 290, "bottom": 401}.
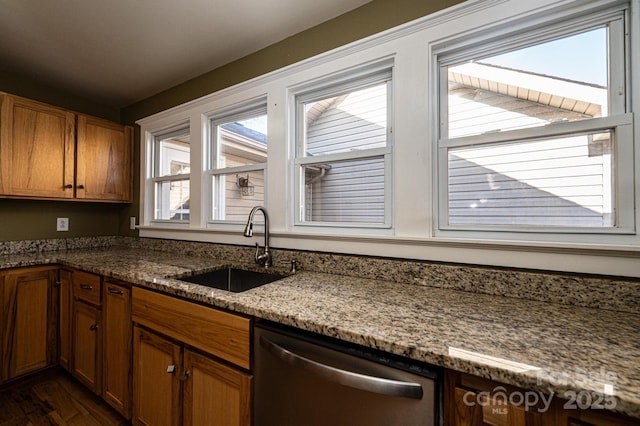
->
{"left": 432, "top": 3, "right": 636, "bottom": 244}
{"left": 149, "top": 124, "right": 191, "bottom": 225}
{"left": 136, "top": 0, "right": 640, "bottom": 278}
{"left": 206, "top": 101, "right": 268, "bottom": 224}
{"left": 291, "top": 62, "right": 394, "bottom": 230}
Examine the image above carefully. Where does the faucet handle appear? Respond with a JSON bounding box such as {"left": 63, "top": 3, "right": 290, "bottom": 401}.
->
{"left": 254, "top": 242, "right": 272, "bottom": 268}
{"left": 279, "top": 259, "right": 299, "bottom": 274}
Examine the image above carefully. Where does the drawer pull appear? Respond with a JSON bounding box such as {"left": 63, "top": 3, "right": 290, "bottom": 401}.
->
{"left": 108, "top": 287, "right": 124, "bottom": 295}
{"left": 80, "top": 284, "right": 93, "bottom": 290}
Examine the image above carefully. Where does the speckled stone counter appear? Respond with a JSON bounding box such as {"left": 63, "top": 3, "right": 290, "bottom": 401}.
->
{"left": 1, "top": 246, "right": 639, "bottom": 419}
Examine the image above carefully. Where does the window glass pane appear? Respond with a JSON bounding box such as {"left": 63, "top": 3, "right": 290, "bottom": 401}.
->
{"left": 155, "top": 179, "right": 190, "bottom": 221}
{"left": 216, "top": 114, "right": 267, "bottom": 169}
{"left": 156, "top": 132, "right": 190, "bottom": 177}
{"left": 447, "top": 27, "right": 608, "bottom": 138}
{"left": 301, "top": 156, "right": 385, "bottom": 224}
{"left": 302, "top": 82, "right": 387, "bottom": 156}
{"left": 448, "top": 131, "right": 614, "bottom": 227}
{"left": 211, "top": 170, "right": 265, "bottom": 221}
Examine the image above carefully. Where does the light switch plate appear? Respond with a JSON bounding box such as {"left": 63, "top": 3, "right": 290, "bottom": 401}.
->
{"left": 57, "top": 217, "right": 69, "bottom": 232}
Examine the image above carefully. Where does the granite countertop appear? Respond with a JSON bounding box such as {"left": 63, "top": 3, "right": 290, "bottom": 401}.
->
{"left": 2, "top": 247, "right": 639, "bottom": 419}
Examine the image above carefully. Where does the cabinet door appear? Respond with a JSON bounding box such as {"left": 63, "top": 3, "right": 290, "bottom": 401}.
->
{"left": 0, "top": 93, "right": 75, "bottom": 198}
{"left": 58, "top": 269, "right": 72, "bottom": 371}
{"left": 133, "top": 326, "right": 181, "bottom": 426}
{"left": 452, "top": 386, "right": 541, "bottom": 426}
{"left": 76, "top": 114, "right": 132, "bottom": 202}
{"left": 1, "top": 266, "right": 57, "bottom": 381}
{"left": 72, "top": 300, "right": 102, "bottom": 394}
{"left": 183, "top": 349, "right": 252, "bottom": 426}
{"left": 103, "top": 281, "right": 132, "bottom": 419}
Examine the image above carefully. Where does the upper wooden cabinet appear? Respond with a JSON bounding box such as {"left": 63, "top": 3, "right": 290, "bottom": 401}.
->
{"left": 76, "top": 115, "right": 132, "bottom": 202}
{"left": 0, "top": 92, "right": 132, "bottom": 202}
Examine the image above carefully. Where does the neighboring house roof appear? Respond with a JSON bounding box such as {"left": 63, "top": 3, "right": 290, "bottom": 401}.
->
{"left": 448, "top": 62, "right": 606, "bottom": 117}
{"left": 221, "top": 122, "right": 267, "bottom": 145}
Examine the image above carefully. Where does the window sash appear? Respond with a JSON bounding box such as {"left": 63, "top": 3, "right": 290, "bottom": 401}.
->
{"left": 152, "top": 175, "right": 191, "bottom": 223}
{"left": 435, "top": 7, "right": 632, "bottom": 235}
{"left": 209, "top": 104, "right": 267, "bottom": 171}
{"left": 293, "top": 66, "right": 393, "bottom": 228}
{"left": 152, "top": 125, "right": 191, "bottom": 178}
{"left": 207, "top": 164, "right": 267, "bottom": 223}
{"left": 207, "top": 102, "right": 268, "bottom": 223}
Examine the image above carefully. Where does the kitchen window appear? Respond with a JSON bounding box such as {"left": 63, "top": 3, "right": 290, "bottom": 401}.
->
{"left": 151, "top": 125, "right": 191, "bottom": 222}
{"left": 208, "top": 103, "right": 268, "bottom": 223}
{"left": 293, "top": 65, "right": 393, "bottom": 228}
{"left": 137, "top": 0, "right": 640, "bottom": 278}
{"left": 435, "top": 6, "right": 634, "bottom": 239}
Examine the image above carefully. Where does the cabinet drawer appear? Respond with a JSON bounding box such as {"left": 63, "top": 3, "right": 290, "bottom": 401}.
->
{"left": 73, "top": 271, "right": 102, "bottom": 306}
{"left": 132, "top": 287, "right": 251, "bottom": 370}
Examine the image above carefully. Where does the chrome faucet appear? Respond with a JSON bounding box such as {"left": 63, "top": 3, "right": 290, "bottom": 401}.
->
{"left": 243, "top": 206, "right": 271, "bottom": 268}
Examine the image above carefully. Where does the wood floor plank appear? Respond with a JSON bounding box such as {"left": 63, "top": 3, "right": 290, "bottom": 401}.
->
{"left": 0, "top": 368, "right": 128, "bottom": 426}
{"left": 32, "top": 381, "right": 80, "bottom": 422}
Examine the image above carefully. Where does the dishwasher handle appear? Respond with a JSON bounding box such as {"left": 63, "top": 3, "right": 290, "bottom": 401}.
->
{"left": 260, "top": 335, "right": 423, "bottom": 400}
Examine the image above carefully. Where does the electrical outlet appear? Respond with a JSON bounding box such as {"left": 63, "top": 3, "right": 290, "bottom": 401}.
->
{"left": 57, "top": 217, "right": 69, "bottom": 232}
{"left": 130, "top": 216, "right": 137, "bottom": 230}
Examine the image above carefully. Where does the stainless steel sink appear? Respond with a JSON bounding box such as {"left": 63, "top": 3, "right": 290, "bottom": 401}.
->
{"left": 178, "top": 267, "right": 285, "bottom": 292}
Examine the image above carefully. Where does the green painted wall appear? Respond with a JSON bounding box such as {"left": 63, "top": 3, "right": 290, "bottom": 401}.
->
{"left": 121, "top": 0, "right": 464, "bottom": 123}
{"left": 0, "top": 70, "right": 120, "bottom": 122}
{"left": 0, "top": 199, "right": 122, "bottom": 241}
{"left": 1, "top": 0, "right": 462, "bottom": 242}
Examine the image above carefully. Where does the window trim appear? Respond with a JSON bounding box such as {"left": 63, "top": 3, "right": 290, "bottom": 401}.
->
{"left": 136, "top": 0, "right": 640, "bottom": 278}
{"left": 148, "top": 124, "right": 191, "bottom": 225}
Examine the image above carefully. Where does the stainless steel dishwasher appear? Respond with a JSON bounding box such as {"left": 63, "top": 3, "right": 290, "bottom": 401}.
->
{"left": 254, "top": 321, "right": 442, "bottom": 426}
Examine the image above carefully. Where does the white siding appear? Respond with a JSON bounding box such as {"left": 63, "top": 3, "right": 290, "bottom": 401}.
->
{"left": 303, "top": 84, "right": 387, "bottom": 223}
{"left": 448, "top": 133, "right": 613, "bottom": 227}
{"left": 304, "top": 157, "right": 384, "bottom": 223}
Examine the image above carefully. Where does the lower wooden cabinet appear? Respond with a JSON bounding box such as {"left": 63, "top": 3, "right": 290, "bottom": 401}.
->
{"left": 445, "top": 370, "right": 637, "bottom": 426}
{"left": 132, "top": 287, "right": 252, "bottom": 426}
{"left": 68, "top": 270, "right": 133, "bottom": 420}
{"left": 133, "top": 326, "right": 181, "bottom": 426}
{"left": 102, "top": 280, "right": 133, "bottom": 419}
{"left": 58, "top": 269, "right": 72, "bottom": 370}
{"left": 183, "top": 348, "right": 252, "bottom": 426}
{"left": 0, "top": 266, "right": 58, "bottom": 382}
{"left": 133, "top": 326, "right": 252, "bottom": 426}
{"left": 72, "top": 297, "right": 102, "bottom": 393}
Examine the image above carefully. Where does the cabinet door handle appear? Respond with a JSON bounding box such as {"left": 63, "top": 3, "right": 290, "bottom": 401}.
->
{"left": 77, "top": 184, "right": 85, "bottom": 189}
{"left": 63, "top": 184, "right": 73, "bottom": 189}
{"left": 89, "top": 323, "right": 99, "bottom": 331}
{"left": 167, "top": 365, "right": 176, "bottom": 374}
{"left": 180, "top": 370, "right": 190, "bottom": 381}
{"left": 108, "top": 287, "right": 124, "bottom": 295}
{"left": 80, "top": 284, "right": 93, "bottom": 290}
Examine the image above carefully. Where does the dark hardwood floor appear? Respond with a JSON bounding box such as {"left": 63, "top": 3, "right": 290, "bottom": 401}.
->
{"left": 0, "top": 368, "right": 129, "bottom": 425}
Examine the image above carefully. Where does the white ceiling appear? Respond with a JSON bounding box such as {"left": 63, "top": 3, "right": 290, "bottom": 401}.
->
{"left": 0, "top": 0, "right": 371, "bottom": 108}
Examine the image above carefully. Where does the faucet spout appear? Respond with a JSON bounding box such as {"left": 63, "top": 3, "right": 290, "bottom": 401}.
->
{"left": 243, "top": 206, "right": 271, "bottom": 267}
